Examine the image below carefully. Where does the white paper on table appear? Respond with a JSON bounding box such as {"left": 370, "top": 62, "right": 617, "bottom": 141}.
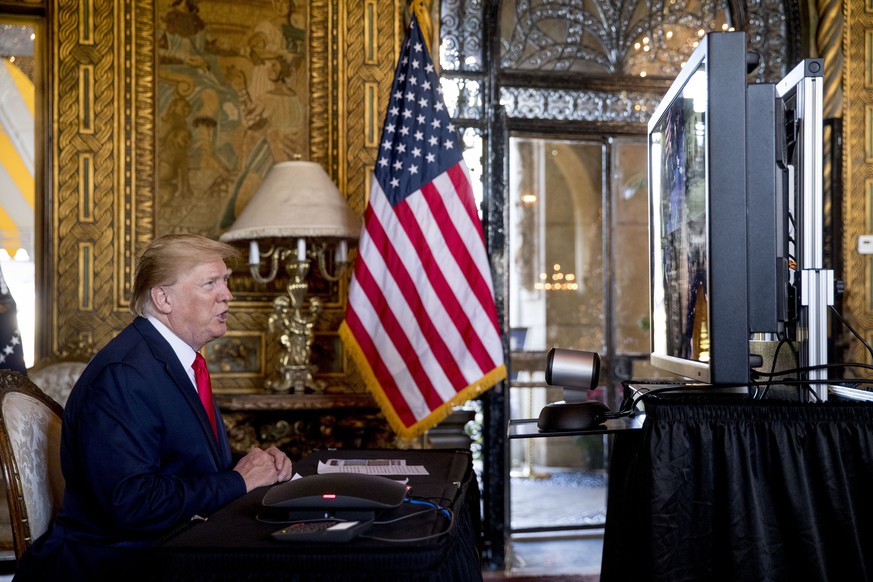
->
{"left": 317, "top": 459, "right": 429, "bottom": 475}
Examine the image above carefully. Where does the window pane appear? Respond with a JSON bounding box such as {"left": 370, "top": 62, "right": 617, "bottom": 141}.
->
{"left": 508, "top": 137, "right": 607, "bottom": 532}
{"left": 0, "top": 19, "right": 37, "bottom": 367}
{"left": 611, "top": 139, "right": 649, "bottom": 356}
{"left": 508, "top": 138, "right": 604, "bottom": 354}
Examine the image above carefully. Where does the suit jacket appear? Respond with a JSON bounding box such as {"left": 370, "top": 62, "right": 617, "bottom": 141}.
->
{"left": 15, "top": 317, "right": 246, "bottom": 581}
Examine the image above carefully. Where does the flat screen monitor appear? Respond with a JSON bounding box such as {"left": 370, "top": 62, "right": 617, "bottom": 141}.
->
{"left": 647, "top": 32, "right": 754, "bottom": 385}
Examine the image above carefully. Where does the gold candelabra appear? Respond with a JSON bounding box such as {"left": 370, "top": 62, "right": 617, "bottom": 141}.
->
{"left": 249, "top": 240, "right": 350, "bottom": 393}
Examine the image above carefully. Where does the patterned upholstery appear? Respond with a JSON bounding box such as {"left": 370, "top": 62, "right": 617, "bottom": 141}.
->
{"left": 27, "top": 341, "right": 93, "bottom": 408}
{"left": 27, "top": 361, "right": 87, "bottom": 408}
{"left": 0, "top": 371, "right": 64, "bottom": 560}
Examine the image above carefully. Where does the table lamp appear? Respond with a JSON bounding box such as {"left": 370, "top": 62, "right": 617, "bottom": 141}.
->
{"left": 220, "top": 161, "right": 361, "bottom": 393}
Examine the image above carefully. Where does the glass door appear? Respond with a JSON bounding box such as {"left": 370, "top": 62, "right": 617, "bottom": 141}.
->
{"left": 507, "top": 135, "right": 651, "bottom": 536}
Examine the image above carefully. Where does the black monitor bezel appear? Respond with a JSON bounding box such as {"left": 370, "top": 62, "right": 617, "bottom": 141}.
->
{"left": 647, "top": 32, "right": 751, "bottom": 385}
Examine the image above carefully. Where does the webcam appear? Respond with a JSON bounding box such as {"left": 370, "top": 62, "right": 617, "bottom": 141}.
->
{"left": 538, "top": 348, "right": 608, "bottom": 432}
{"left": 545, "top": 348, "right": 601, "bottom": 391}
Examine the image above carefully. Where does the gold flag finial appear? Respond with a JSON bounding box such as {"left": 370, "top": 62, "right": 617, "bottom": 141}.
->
{"left": 409, "top": 0, "right": 433, "bottom": 48}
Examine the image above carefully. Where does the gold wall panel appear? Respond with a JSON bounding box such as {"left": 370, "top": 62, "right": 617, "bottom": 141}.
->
{"left": 52, "top": 0, "right": 142, "bottom": 353}
{"left": 50, "top": 1, "right": 407, "bottom": 391}
{"left": 342, "top": 0, "right": 403, "bottom": 219}
{"left": 77, "top": 153, "right": 93, "bottom": 222}
{"left": 364, "top": 0, "right": 378, "bottom": 65}
{"left": 77, "top": 241, "right": 93, "bottom": 312}
{"left": 818, "top": 0, "right": 844, "bottom": 119}
{"left": 77, "top": 64, "right": 94, "bottom": 133}
{"left": 843, "top": 0, "right": 873, "bottom": 362}
{"left": 79, "top": 0, "right": 94, "bottom": 45}
{"left": 364, "top": 81, "right": 379, "bottom": 148}
{"left": 867, "top": 180, "right": 873, "bottom": 311}
{"left": 867, "top": 105, "right": 873, "bottom": 162}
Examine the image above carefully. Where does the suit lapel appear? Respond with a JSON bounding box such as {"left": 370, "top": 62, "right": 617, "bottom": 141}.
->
{"left": 133, "top": 318, "right": 232, "bottom": 468}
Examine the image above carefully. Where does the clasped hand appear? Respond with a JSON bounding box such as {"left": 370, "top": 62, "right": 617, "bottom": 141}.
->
{"left": 234, "top": 446, "right": 293, "bottom": 492}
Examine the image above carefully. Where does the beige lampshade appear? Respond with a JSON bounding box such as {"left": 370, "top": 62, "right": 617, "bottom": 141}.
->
{"left": 220, "top": 161, "right": 361, "bottom": 242}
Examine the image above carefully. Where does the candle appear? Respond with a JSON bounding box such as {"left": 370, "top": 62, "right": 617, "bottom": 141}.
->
{"left": 297, "top": 238, "right": 307, "bottom": 261}
{"left": 248, "top": 240, "right": 259, "bottom": 265}
{"left": 335, "top": 240, "right": 348, "bottom": 263}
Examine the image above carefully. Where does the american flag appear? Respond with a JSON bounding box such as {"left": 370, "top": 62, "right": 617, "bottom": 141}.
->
{"left": 0, "top": 264, "right": 26, "bottom": 374}
{"left": 339, "top": 16, "right": 506, "bottom": 439}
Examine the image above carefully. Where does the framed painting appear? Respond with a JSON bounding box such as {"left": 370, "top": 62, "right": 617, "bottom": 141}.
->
{"left": 205, "top": 331, "right": 265, "bottom": 378}
{"left": 155, "top": 0, "right": 309, "bottom": 240}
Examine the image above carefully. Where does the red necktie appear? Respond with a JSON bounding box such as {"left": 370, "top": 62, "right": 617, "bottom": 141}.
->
{"left": 192, "top": 353, "right": 218, "bottom": 440}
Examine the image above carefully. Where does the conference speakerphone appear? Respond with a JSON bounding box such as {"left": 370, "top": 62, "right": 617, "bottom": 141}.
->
{"left": 262, "top": 472, "right": 409, "bottom": 521}
{"left": 263, "top": 473, "right": 408, "bottom": 509}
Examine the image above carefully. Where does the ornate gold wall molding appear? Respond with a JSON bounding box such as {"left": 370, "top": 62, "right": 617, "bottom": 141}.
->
{"left": 341, "top": 0, "right": 404, "bottom": 218}
{"left": 817, "top": 0, "right": 844, "bottom": 119}
{"left": 51, "top": 0, "right": 153, "bottom": 353}
{"left": 842, "top": 0, "right": 873, "bottom": 361}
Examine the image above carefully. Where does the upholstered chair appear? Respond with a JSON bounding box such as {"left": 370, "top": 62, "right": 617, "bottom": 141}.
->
{"left": 27, "top": 361, "right": 87, "bottom": 409}
{"left": 27, "top": 340, "right": 93, "bottom": 408}
{"left": 0, "top": 370, "right": 64, "bottom": 560}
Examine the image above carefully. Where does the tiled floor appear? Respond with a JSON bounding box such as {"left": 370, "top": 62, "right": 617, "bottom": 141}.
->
{"left": 500, "top": 533, "right": 603, "bottom": 578}
{"left": 484, "top": 468, "right": 606, "bottom": 579}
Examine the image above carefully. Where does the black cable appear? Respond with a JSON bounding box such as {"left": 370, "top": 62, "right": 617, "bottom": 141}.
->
{"left": 403, "top": 497, "right": 452, "bottom": 520}
{"left": 616, "top": 380, "right": 709, "bottom": 415}
{"left": 360, "top": 529, "right": 453, "bottom": 543}
{"left": 618, "top": 381, "right": 747, "bottom": 414}
{"left": 614, "top": 359, "right": 873, "bottom": 416}
{"left": 754, "top": 376, "right": 873, "bottom": 387}
{"left": 830, "top": 305, "right": 873, "bottom": 362}
{"left": 363, "top": 503, "right": 456, "bottom": 543}
{"left": 372, "top": 506, "right": 444, "bottom": 526}
{"left": 757, "top": 336, "right": 795, "bottom": 400}
{"left": 624, "top": 372, "right": 873, "bottom": 409}
{"left": 753, "top": 361, "right": 873, "bottom": 378}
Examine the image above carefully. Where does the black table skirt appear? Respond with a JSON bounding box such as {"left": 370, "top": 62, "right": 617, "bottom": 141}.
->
{"left": 154, "top": 449, "right": 482, "bottom": 581}
{"left": 601, "top": 395, "right": 873, "bottom": 582}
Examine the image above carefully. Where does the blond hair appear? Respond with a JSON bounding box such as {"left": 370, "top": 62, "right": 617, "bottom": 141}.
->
{"left": 130, "top": 233, "right": 240, "bottom": 317}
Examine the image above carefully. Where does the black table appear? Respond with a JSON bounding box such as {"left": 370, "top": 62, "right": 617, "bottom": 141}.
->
{"left": 153, "top": 449, "right": 482, "bottom": 581}
{"left": 601, "top": 393, "right": 873, "bottom": 581}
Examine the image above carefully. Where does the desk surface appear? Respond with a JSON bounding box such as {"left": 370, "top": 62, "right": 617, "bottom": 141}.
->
{"left": 154, "top": 449, "right": 482, "bottom": 581}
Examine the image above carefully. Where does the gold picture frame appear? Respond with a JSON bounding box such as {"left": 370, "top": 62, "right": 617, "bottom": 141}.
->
{"left": 205, "top": 331, "right": 266, "bottom": 378}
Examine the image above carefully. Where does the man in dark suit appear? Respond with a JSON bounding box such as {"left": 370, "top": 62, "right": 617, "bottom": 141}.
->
{"left": 14, "top": 233, "right": 293, "bottom": 581}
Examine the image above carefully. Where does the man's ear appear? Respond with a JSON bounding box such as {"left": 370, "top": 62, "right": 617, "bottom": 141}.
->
{"left": 151, "top": 286, "right": 172, "bottom": 314}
